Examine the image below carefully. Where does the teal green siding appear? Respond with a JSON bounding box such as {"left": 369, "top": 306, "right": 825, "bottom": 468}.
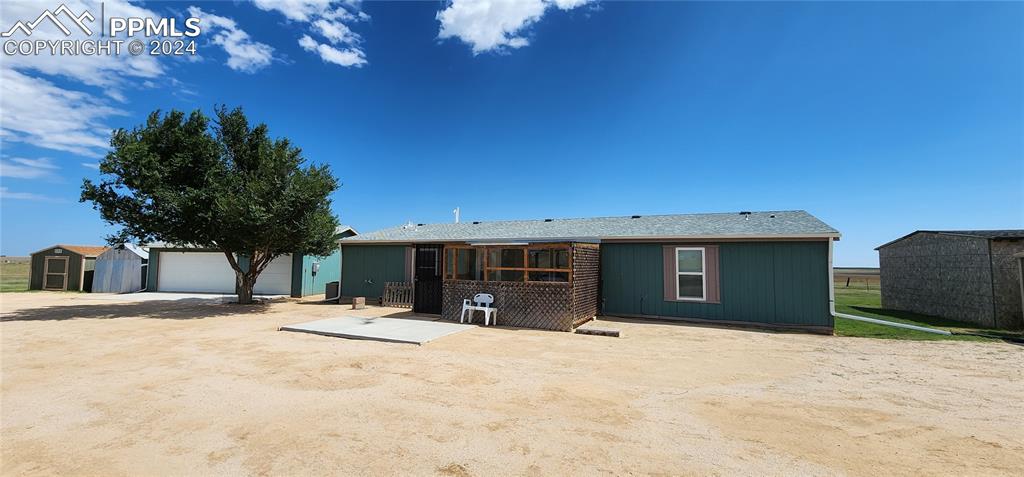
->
{"left": 602, "top": 242, "right": 832, "bottom": 328}
{"left": 147, "top": 249, "right": 159, "bottom": 290}
{"left": 340, "top": 245, "right": 407, "bottom": 299}
{"left": 297, "top": 250, "right": 341, "bottom": 296}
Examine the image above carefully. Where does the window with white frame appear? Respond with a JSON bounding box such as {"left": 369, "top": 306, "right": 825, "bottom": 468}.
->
{"left": 675, "top": 247, "right": 706, "bottom": 300}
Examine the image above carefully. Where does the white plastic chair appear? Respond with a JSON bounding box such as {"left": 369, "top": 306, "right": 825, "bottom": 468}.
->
{"left": 460, "top": 293, "right": 497, "bottom": 326}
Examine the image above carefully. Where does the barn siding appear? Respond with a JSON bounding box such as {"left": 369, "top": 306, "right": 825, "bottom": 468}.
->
{"left": 339, "top": 245, "right": 408, "bottom": 299}
{"left": 991, "top": 240, "right": 1024, "bottom": 328}
{"left": 879, "top": 233, "right": 996, "bottom": 327}
{"left": 601, "top": 241, "right": 831, "bottom": 330}
{"left": 880, "top": 233, "right": 1023, "bottom": 329}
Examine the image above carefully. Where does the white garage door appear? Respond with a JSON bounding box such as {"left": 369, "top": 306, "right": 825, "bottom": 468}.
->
{"left": 253, "top": 254, "right": 292, "bottom": 295}
{"left": 158, "top": 252, "right": 236, "bottom": 293}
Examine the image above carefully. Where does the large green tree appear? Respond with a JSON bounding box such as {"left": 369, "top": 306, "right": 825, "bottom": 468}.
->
{"left": 82, "top": 106, "right": 340, "bottom": 304}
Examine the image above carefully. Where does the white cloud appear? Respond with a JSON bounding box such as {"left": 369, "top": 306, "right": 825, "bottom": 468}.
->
{"left": 0, "top": 69, "right": 126, "bottom": 157}
{"left": 0, "top": 1, "right": 201, "bottom": 159}
{"left": 313, "top": 18, "right": 360, "bottom": 45}
{"left": 298, "top": 34, "right": 366, "bottom": 67}
{"left": 0, "top": 0, "right": 164, "bottom": 100}
{"left": 0, "top": 187, "right": 61, "bottom": 202}
{"left": 0, "top": 157, "right": 60, "bottom": 179}
{"left": 253, "top": 1, "right": 369, "bottom": 67}
{"left": 437, "top": 0, "right": 591, "bottom": 54}
{"left": 81, "top": 162, "right": 100, "bottom": 170}
{"left": 252, "top": 0, "right": 333, "bottom": 22}
{"left": 188, "top": 7, "right": 275, "bottom": 73}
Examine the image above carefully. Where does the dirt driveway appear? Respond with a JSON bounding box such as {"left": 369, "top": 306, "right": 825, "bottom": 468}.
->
{"left": 2, "top": 292, "right": 1021, "bottom": 476}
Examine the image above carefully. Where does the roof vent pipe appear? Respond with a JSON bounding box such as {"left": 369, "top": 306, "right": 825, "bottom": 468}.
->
{"left": 739, "top": 211, "right": 752, "bottom": 220}
{"left": 453, "top": 207, "right": 460, "bottom": 223}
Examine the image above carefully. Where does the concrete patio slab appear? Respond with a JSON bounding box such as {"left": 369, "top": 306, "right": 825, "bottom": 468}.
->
{"left": 280, "top": 316, "right": 473, "bottom": 345}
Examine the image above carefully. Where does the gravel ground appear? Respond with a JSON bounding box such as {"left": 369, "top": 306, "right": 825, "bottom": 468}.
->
{"left": 2, "top": 292, "right": 1022, "bottom": 476}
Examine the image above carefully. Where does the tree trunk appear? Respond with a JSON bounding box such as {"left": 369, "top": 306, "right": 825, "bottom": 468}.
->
{"left": 236, "top": 273, "right": 255, "bottom": 304}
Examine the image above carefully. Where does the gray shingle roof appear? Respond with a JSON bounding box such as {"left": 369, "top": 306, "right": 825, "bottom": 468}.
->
{"left": 341, "top": 210, "right": 839, "bottom": 244}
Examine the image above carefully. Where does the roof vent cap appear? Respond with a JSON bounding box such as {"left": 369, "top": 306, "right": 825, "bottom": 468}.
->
{"left": 544, "top": 218, "right": 553, "bottom": 222}
{"left": 417, "top": 223, "right": 425, "bottom": 226}
{"left": 472, "top": 221, "right": 481, "bottom": 225}
{"left": 631, "top": 215, "right": 641, "bottom": 219}
{"left": 739, "top": 211, "right": 752, "bottom": 215}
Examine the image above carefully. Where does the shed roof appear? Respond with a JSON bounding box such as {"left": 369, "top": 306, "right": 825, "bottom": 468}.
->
{"left": 32, "top": 244, "right": 109, "bottom": 257}
{"left": 340, "top": 210, "right": 839, "bottom": 244}
{"left": 113, "top": 243, "right": 149, "bottom": 259}
{"left": 876, "top": 230, "right": 1024, "bottom": 249}
{"left": 336, "top": 224, "right": 358, "bottom": 236}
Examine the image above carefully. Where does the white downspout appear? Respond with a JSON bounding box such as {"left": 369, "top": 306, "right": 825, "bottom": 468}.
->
{"left": 830, "top": 237, "right": 952, "bottom": 336}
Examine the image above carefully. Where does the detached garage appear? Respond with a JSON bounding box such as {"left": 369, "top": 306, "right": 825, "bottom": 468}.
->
{"left": 146, "top": 247, "right": 299, "bottom": 296}
{"left": 29, "top": 245, "right": 108, "bottom": 291}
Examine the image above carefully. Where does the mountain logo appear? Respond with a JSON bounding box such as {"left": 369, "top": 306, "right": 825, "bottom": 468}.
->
{"left": 1, "top": 4, "right": 95, "bottom": 38}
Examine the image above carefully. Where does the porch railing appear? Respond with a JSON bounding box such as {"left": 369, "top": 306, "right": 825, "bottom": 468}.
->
{"left": 382, "top": 281, "right": 414, "bottom": 308}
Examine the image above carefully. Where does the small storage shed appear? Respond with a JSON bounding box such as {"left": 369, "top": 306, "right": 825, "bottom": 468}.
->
{"left": 29, "top": 245, "right": 108, "bottom": 291}
{"left": 877, "top": 230, "right": 1024, "bottom": 329}
{"left": 92, "top": 244, "right": 149, "bottom": 293}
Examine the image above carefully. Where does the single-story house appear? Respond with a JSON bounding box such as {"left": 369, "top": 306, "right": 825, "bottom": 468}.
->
{"left": 877, "top": 230, "right": 1024, "bottom": 329}
{"left": 29, "top": 244, "right": 109, "bottom": 291}
{"left": 92, "top": 244, "right": 149, "bottom": 293}
{"left": 339, "top": 210, "right": 840, "bottom": 333}
{"left": 146, "top": 226, "right": 358, "bottom": 297}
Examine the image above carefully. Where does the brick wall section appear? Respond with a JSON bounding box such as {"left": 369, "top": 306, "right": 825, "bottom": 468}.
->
{"left": 440, "top": 243, "right": 602, "bottom": 332}
{"left": 571, "top": 244, "right": 600, "bottom": 327}
{"left": 880, "top": 233, "right": 1000, "bottom": 327}
{"left": 990, "top": 240, "right": 1024, "bottom": 329}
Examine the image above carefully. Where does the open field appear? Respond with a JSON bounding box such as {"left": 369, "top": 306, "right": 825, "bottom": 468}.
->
{"left": 834, "top": 267, "right": 880, "bottom": 290}
{"left": 0, "top": 257, "right": 29, "bottom": 292}
{"left": 2, "top": 293, "right": 1022, "bottom": 476}
{"left": 834, "top": 287, "right": 1024, "bottom": 342}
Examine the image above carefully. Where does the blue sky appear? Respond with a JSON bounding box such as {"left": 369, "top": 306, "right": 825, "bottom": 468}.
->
{"left": 1, "top": 1, "right": 1021, "bottom": 265}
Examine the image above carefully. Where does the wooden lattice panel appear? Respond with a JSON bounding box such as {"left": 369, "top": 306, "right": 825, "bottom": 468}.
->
{"left": 571, "top": 244, "right": 600, "bottom": 327}
{"left": 440, "top": 243, "right": 602, "bottom": 332}
{"left": 443, "top": 280, "right": 574, "bottom": 331}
